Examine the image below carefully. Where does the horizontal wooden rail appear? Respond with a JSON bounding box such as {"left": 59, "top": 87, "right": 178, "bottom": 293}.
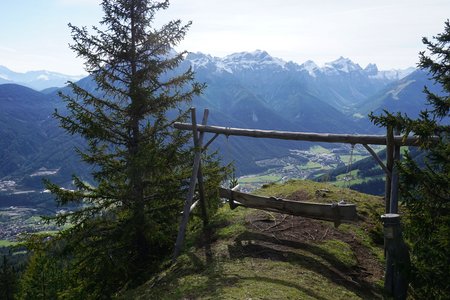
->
{"left": 219, "top": 188, "right": 357, "bottom": 225}
{"left": 174, "top": 123, "right": 436, "bottom": 146}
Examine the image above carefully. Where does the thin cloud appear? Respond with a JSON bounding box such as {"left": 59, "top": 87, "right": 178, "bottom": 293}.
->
{"left": 56, "top": 0, "right": 101, "bottom": 6}
{"left": 0, "top": 46, "right": 17, "bottom": 53}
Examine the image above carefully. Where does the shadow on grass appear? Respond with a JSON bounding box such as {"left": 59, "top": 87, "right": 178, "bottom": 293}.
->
{"left": 236, "top": 275, "right": 330, "bottom": 300}
{"left": 180, "top": 252, "right": 329, "bottom": 300}
{"left": 226, "top": 231, "right": 381, "bottom": 299}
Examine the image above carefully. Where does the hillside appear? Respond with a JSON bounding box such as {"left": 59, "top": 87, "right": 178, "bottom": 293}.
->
{"left": 119, "top": 180, "right": 385, "bottom": 299}
{"left": 0, "top": 84, "right": 88, "bottom": 190}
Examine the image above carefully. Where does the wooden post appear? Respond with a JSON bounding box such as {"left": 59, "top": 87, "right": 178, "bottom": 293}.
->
{"left": 203, "top": 133, "right": 219, "bottom": 152}
{"left": 385, "top": 126, "right": 394, "bottom": 214}
{"left": 383, "top": 128, "right": 408, "bottom": 299}
{"left": 197, "top": 109, "right": 210, "bottom": 227}
{"left": 173, "top": 108, "right": 206, "bottom": 261}
{"left": 381, "top": 214, "right": 410, "bottom": 299}
{"left": 390, "top": 128, "right": 401, "bottom": 214}
{"left": 362, "top": 144, "right": 391, "bottom": 178}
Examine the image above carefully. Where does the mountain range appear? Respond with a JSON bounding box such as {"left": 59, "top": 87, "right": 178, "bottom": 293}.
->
{"left": 0, "top": 65, "right": 84, "bottom": 91}
{"left": 186, "top": 50, "right": 415, "bottom": 114}
{"left": 0, "top": 50, "right": 435, "bottom": 193}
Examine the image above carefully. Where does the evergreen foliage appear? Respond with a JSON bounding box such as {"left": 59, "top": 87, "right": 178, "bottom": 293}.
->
{"left": 0, "top": 253, "right": 19, "bottom": 300}
{"left": 24, "top": 0, "right": 225, "bottom": 297}
{"left": 18, "top": 251, "right": 66, "bottom": 300}
{"left": 349, "top": 179, "right": 385, "bottom": 196}
{"left": 0, "top": 246, "right": 28, "bottom": 300}
{"left": 370, "top": 20, "right": 450, "bottom": 299}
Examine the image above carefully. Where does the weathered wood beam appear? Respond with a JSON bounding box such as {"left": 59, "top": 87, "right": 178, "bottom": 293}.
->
{"left": 197, "top": 110, "right": 210, "bottom": 226}
{"left": 179, "top": 199, "right": 199, "bottom": 215}
{"left": 219, "top": 187, "right": 357, "bottom": 223}
{"left": 390, "top": 129, "right": 401, "bottom": 214}
{"left": 190, "top": 199, "right": 200, "bottom": 213}
{"left": 230, "top": 184, "right": 240, "bottom": 191}
{"left": 362, "top": 144, "right": 391, "bottom": 178}
{"left": 174, "top": 123, "right": 436, "bottom": 146}
{"left": 228, "top": 184, "right": 241, "bottom": 210}
{"left": 173, "top": 108, "right": 205, "bottom": 261}
{"left": 202, "top": 133, "right": 219, "bottom": 152}
{"left": 385, "top": 127, "right": 394, "bottom": 214}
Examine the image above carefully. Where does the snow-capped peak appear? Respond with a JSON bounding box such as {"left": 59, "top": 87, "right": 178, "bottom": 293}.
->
{"left": 37, "top": 74, "right": 50, "bottom": 81}
{"left": 299, "top": 60, "right": 319, "bottom": 77}
{"left": 186, "top": 52, "right": 216, "bottom": 68}
{"left": 225, "top": 50, "right": 270, "bottom": 62}
{"left": 185, "top": 50, "right": 287, "bottom": 73}
{"left": 223, "top": 50, "right": 287, "bottom": 70}
{"left": 364, "top": 63, "right": 379, "bottom": 75}
{"left": 369, "top": 67, "right": 416, "bottom": 81}
{"left": 0, "top": 65, "right": 85, "bottom": 90}
{"left": 324, "top": 56, "right": 362, "bottom": 74}
{"left": 183, "top": 51, "right": 416, "bottom": 82}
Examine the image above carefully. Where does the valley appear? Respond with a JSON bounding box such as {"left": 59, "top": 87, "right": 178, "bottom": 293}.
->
{"left": 236, "top": 145, "right": 383, "bottom": 192}
{"left": 0, "top": 190, "right": 70, "bottom": 243}
{"left": 0, "top": 206, "right": 60, "bottom": 242}
{"left": 0, "top": 144, "right": 383, "bottom": 244}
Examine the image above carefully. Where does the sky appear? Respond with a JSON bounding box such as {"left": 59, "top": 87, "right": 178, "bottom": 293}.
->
{"left": 0, "top": 0, "right": 449, "bottom": 75}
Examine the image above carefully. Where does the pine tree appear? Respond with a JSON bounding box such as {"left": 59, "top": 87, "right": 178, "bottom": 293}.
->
{"left": 41, "top": 0, "right": 220, "bottom": 296}
{"left": 371, "top": 20, "right": 449, "bottom": 298}
{"left": 18, "top": 251, "right": 66, "bottom": 300}
{"left": 0, "top": 254, "right": 18, "bottom": 300}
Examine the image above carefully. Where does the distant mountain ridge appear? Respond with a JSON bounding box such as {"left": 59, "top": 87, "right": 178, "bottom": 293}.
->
{"left": 357, "top": 69, "right": 441, "bottom": 117}
{"left": 186, "top": 50, "right": 415, "bottom": 114}
{"left": 0, "top": 65, "right": 84, "bottom": 91}
{"left": 0, "top": 83, "right": 89, "bottom": 194}
{"left": 0, "top": 50, "right": 435, "bottom": 188}
{"left": 187, "top": 50, "right": 414, "bottom": 82}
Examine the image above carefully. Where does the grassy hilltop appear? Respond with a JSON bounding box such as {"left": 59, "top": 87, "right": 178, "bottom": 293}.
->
{"left": 120, "top": 180, "right": 386, "bottom": 299}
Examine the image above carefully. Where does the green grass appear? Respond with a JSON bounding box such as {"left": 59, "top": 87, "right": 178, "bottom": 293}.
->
{"left": 340, "top": 224, "right": 384, "bottom": 262}
{"left": 332, "top": 170, "right": 364, "bottom": 187}
{"left": 333, "top": 179, "right": 365, "bottom": 188}
{"left": 256, "top": 179, "right": 342, "bottom": 201}
{"left": 283, "top": 164, "right": 296, "bottom": 171}
{"left": 340, "top": 154, "right": 368, "bottom": 164}
{"left": 121, "top": 254, "right": 364, "bottom": 300}
{"left": 122, "top": 250, "right": 382, "bottom": 299}
{"left": 309, "top": 145, "right": 331, "bottom": 154}
{"left": 318, "top": 239, "right": 357, "bottom": 267}
{"left": 212, "top": 207, "right": 248, "bottom": 240}
{"left": 25, "top": 215, "right": 43, "bottom": 224}
{"left": 0, "top": 240, "right": 18, "bottom": 247}
{"left": 33, "top": 230, "right": 60, "bottom": 236}
{"left": 298, "top": 161, "right": 322, "bottom": 170}
{"left": 239, "top": 175, "right": 282, "bottom": 184}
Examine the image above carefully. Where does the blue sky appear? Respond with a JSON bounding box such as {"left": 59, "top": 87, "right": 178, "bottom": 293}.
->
{"left": 1, "top": 0, "right": 449, "bottom": 75}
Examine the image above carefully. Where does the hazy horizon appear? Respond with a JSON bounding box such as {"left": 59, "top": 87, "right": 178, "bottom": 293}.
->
{"left": 1, "top": 0, "right": 449, "bottom": 74}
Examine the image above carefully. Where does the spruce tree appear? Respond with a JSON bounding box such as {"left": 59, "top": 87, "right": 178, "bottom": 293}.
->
{"left": 42, "top": 0, "right": 216, "bottom": 296}
{"left": 371, "top": 20, "right": 449, "bottom": 298}
{"left": 0, "top": 255, "right": 18, "bottom": 300}
{"left": 18, "top": 251, "right": 66, "bottom": 300}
